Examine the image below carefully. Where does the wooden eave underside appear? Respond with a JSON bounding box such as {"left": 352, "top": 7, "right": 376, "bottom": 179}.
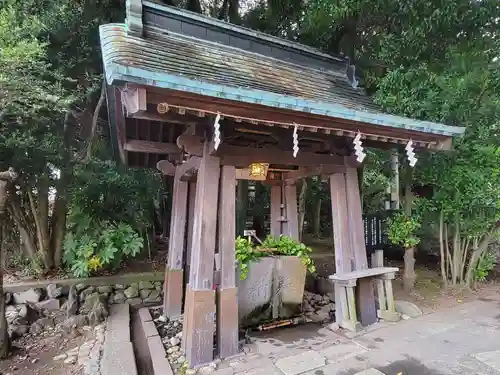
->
{"left": 110, "top": 85, "right": 454, "bottom": 168}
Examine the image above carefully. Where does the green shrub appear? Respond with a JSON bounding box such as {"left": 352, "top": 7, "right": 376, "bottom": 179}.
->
{"left": 474, "top": 250, "right": 496, "bottom": 282}
{"left": 235, "top": 235, "right": 316, "bottom": 280}
{"left": 386, "top": 211, "right": 421, "bottom": 249}
{"left": 63, "top": 215, "right": 143, "bottom": 278}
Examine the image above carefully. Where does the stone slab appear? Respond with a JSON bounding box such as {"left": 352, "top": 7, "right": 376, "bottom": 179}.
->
{"left": 147, "top": 336, "right": 174, "bottom": 375}
{"left": 238, "top": 365, "right": 285, "bottom": 375}
{"left": 471, "top": 350, "right": 500, "bottom": 371}
{"left": 354, "top": 369, "right": 385, "bottom": 375}
{"left": 142, "top": 320, "right": 159, "bottom": 338}
{"left": 106, "top": 304, "right": 131, "bottom": 344}
{"left": 319, "top": 342, "right": 367, "bottom": 363}
{"left": 138, "top": 307, "right": 153, "bottom": 322}
{"left": 213, "top": 367, "right": 235, "bottom": 375}
{"left": 101, "top": 341, "right": 137, "bottom": 375}
{"left": 275, "top": 350, "right": 326, "bottom": 375}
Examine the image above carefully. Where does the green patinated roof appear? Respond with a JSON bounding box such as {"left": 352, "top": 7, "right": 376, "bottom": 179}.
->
{"left": 99, "top": 2, "right": 465, "bottom": 140}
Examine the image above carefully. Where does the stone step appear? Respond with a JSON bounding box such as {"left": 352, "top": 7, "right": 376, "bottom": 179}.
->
{"left": 101, "top": 303, "right": 138, "bottom": 375}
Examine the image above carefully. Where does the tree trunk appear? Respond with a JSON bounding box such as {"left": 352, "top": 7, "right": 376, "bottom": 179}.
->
{"left": 186, "top": 0, "right": 202, "bottom": 13}
{"left": 403, "top": 246, "right": 416, "bottom": 293}
{"left": 438, "top": 210, "right": 447, "bottom": 287}
{"left": 465, "top": 223, "right": 500, "bottom": 288}
{"left": 312, "top": 198, "right": 322, "bottom": 237}
{"left": 0, "top": 172, "right": 15, "bottom": 358}
{"left": 298, "top": 179, "right": 307, "bottom": 241}
{"left": 0, "top": 221, "right": 10, "bottom": 359}
{"left": 51, "top": 166, "right": 70, "bottom": 268}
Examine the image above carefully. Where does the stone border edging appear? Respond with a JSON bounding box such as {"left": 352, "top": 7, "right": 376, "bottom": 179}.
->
{"left": 4, "top": 272, "right": 165, "bottom": 293}
{"left": 138, "top": 307, "right": 175, "bottom": 375}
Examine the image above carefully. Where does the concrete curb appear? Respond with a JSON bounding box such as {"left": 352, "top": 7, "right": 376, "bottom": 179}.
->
{"left": 4, "top": 272, "right": 164, "bottom": 292}
{"left": 138, "top": 307, "right": 175, "bottom": 375}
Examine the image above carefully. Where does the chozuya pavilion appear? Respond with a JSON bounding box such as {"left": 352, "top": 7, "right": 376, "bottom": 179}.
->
{"left": 99, "top": 0, "right": 465, "bottom": 368}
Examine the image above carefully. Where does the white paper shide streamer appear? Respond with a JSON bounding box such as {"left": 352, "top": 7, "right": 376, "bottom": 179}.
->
{"left": 213, "top": 113, "right": 221, "bottom": 150}
{"left": 292, "top": 124, "right": 299, "bottom": 157}
{"left": 405, "top": 140, "right": 417, "bottom": 167}
{"left": 353, "top": 132, "right": 366, "bottom": 163}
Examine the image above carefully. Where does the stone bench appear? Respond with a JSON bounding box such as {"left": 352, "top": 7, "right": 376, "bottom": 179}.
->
{"left": 329, "top": 267, "right": 400, "bottom": 332}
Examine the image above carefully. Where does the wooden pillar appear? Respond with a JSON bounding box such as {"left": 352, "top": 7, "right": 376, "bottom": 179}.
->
{"left": 185, "top": 182, "right": 197, "bottom": 280}
{"left": 217, "top": 166, "right": 239, "bottom": 358}
{"left": 344, "top": 167, "right": 377, "bottom": 326}
{"left": 270, "top": 185, "right": 282, "bottom": 236}
{"left": 163, "top": 167, "right": 188, "bottom": 318}
{"left": 284, "top": 183, "right": 299, "bottom": 240}
{"left": 183, "top": 143, "right": 221, "bottom": 367}
{"left": 329, "top": 173, "right": 354, "bottom": 323}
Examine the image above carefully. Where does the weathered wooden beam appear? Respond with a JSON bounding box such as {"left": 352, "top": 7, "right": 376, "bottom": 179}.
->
{"left": 128, "top": 109, "right": 200, "bottom": 126}
{"left": 270, "top": 185, "right": 282, "bottom": 237}
{"left": 147, "top": 89, "right": 446, "bottom": 147}
{"left": 156, "top": 160, "right": 176, "bottom": 176}
{"left": 109, "top": 86, "right": 127, "bottom": 165}
{"left": 215, "top": 144, "right": 345, "bottom": 167}
{"left": 344, "top": 167, "right": 377, "bottom": 326}
{"left": 329, "top": 173, "right": 354, "bottom": 324}
{"left": 184, "top": 142, "right": 220, "bottom": 367}
{"left": 283, "top": 184, "right": 299, "bottom": 240}
{"left": 121, "top": 86, "right": 146, "bottom": 114}
{"left": 124, "top": 140, "right": 180, "bottom": 154}
{"left": 217, "top": 165, "right": 238, "bottom": 358}
{"left": 176, "top": 157, "right": 201, "bottom": 181}
{"left": 285, "top": 165, "right": 347, "bottom": 184}
{"left": 163, "top": 166, "right": 189, "bottom": 319}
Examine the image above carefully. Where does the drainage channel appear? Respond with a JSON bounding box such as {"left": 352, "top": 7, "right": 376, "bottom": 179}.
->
{"left": 131, "top": 308, "right": 154, "bottom": 375}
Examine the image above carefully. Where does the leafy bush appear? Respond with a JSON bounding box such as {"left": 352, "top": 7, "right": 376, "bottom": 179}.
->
{"left": 63, "top": 211, "right": 143, "bottom": 277}
{"left": 235, "top": 235, "right": 316, "bottom": 280}
{"left": 474, "top": 250, "right": 497, "bottom": 282}
{"left": 386, "top": 212, "right": 421, "bottom": 249}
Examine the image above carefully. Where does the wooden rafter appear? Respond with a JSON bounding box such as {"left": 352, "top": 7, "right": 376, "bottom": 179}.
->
{"left": 124, "top": 140, "right": 181, "bottom": 154}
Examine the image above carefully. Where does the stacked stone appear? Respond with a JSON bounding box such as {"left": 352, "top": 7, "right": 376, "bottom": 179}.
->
{"left": 302, "top": 291, "right": 336, "bottom": 323}
{"left": 4, "top": 279, "right": 164, "bottom": 340}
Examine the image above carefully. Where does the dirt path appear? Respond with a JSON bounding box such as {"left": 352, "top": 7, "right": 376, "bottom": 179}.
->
{"left": 0, "top": 331, "right": 86, "bottom": 375}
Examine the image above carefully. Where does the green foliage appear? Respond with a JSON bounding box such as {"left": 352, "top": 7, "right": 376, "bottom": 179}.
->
{"left": 235, "top": 236, "right": 262, "bottom": 280}
{"left": 260, "top": 235, "right": 316, "bottom": 273}
{"left": 236, "top": 235, "right": 316, "bottom": 280}
{"left": 473, "top": 250, "right": 497, "bottom": 282}
{"left": 70, "top": 158, "right": 162, "bottom": 230}
{"left": 63, "top": 210, "right": 143, "bottom": 277}
{"left": 386, "top": 212, "right": 421, "bottom": 249}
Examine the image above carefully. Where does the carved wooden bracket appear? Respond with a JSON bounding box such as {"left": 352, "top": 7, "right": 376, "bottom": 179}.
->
{"left": 157, "top": 160, "right": 176, "bottom": 176}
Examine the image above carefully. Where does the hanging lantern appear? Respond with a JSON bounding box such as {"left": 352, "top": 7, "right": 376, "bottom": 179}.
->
{"left": 249, "top": 163, "right": 269, "bottom": 178}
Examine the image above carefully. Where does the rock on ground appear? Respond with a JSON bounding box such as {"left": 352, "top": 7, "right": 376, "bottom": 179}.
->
{"left": 124, "top": 286, "right": 139, "bottom": 299}
{"left": 30, "top": 317, "right": 55, "bottom": 335}
{"left": 395, "top": 300, "right": 423, "bottom": 318}
{"left": 13, "top": 288, "right": 43, "bottom": 304}
{"left": 37, "top": 298, "right": 61, "bottom": 312}
{"left": 47, "top": 284, "right": 64, "bottom": 299}
{"left": 67, "top": 286, "right": 79, "bottom": 317}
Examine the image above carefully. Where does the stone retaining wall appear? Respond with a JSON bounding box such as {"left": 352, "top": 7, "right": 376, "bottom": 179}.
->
{"left": 4, "top": 272, "right": 164, "bottom": 341}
